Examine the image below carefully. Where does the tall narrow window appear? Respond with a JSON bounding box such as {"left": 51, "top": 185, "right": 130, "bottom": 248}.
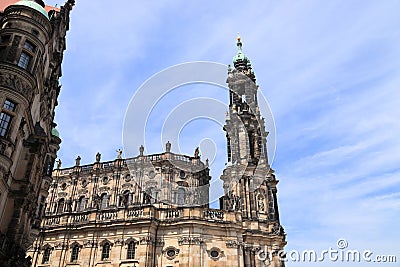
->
{"left": 122, "top": 190, "right": 130, "bottom": 206}
{"left": 227, "top": 136, "right": 231, "bottom": 162}
{"left": 0, "top": 35, "right": 11, "bottom": 59}
{"left": 42, "top": 247, "right": 51, "bottom": 264}
{"left": 17, "top": 40, "right": 35, "bottom": 70}
{"left": 70, "top": 245, "right": 79, "bottom": 262}
{"left": 249, "top": 131, "right": 255, "bottom": 159}
{"left": 177, "top": 188, "right": 185, "bottom": 205}
{"left": 0, "top": 112, "right": 11, "bottom": 137}
{"left": 101, "top": 243, "right": 110, "bottom": 260}
{"left": 127, "top": 241, "right": 136, "bottom": 259}
{"left": 267, "top": 187, "right": 275, "bottom": 220}
{"left": 3, "top": 99, "right": 16, "bottom": 112}
{"left": 23, "top": 40, "right": 35, "bottom": 52}
{"left": 17, "top": 51, "right": 31, "bottom": 69}
{"left": 101, "top": 194, "right": 109, "bottom": 209}
{"left": 57, "top": 198, "right": 64, "bottom": 214}
{"left": 0, "top": 35, "right": 11, "bottom": 45}
{"left": 0, "top": 99, "right": 16, "bottom": 137}
{"left": 77, "top": 196, "right": 85, "bottom": 211}
{"left": 0, "top": 46, "right": 6, "bottom": 59}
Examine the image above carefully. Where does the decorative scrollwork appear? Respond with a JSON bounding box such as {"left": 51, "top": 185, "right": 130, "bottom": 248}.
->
{"left": 0, "top": 72, "right": 32, "bottom": 100}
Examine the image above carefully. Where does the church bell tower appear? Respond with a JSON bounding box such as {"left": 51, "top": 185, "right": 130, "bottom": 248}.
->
{"left": 220, "top": 36, "right": 282, "bottom": 226}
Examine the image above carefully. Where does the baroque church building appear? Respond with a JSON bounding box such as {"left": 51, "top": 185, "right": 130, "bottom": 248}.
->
{"left": 0, "top": 1, "right": 286, "bottom": 266}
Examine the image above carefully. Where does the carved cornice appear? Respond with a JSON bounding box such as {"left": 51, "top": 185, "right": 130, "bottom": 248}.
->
{"left": 178, "top": 237, "right": 203, "bottom": 246}
{"left": 226, "top": 240, "right": 242, "bottom": 248}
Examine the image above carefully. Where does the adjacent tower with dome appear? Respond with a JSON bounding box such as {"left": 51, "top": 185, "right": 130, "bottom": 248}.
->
{"left": 0, "top": 0, "right": 75, "bottom": 265}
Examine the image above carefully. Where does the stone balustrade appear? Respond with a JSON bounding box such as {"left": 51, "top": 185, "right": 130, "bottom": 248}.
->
{"left": 42, "top": 207, "right": 241, "bottom": 228}
{"left": 203, "top": 209, "right": 224, "bottom": 220}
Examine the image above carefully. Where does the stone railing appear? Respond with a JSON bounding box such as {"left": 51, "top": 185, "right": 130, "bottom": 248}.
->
{"left": 203, "top": 209, "right": 224, "bottom": 220}
{"left": 41, "top": 206, "right": 237, "bottom": 229}
{"left": 53, "top": 152, "right": 208, "bottom": 179}
{"left": 81, "top": 165, "right": 93, "bottom": 173}
{"left": 44, "top": 216, "right": 61, "bottom": 226}
{"left": 103, "top": 162, "right": 114, "bottom": 169}
{"left": 98, "top": 210, "right": 118, "bottom": 221}
{"left": 126, "top": 153, "right": 195, "bottom": 165}
{"left": 60, "top": 168, "right": 74, "bottom": 175}
{"left": 126, "top": 208, "right": 144, "bottom": 218}
{"left": 71, "top": 213, "right": 89, "bottom": 223}
{"left": 163, "top": 209, "right": 182, "bottom": 219}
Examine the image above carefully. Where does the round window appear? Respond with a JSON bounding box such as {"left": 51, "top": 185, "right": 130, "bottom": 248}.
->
{"left": 210, "top": 250, "right": 219, "bottom": 258}
{"left": 179, "top": 170, "right": 185, "bottom": 178}
{"left": 61, "top": 183, "right": 67, "bottom": 190}
{"left": 149, "top": 171, "right": 155, "bottom": 179}
{"left": 167, "top": 249, "right": 175, "bottom": 257}
{"left": 103, "top": 177, "right": 108, "bottom": 184}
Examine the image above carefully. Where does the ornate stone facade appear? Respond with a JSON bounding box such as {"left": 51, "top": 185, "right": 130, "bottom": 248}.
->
{"left": 0, "top": 0, "right": 75, "bottom": 266}
{"left": 28, "top": 35, "right": 287, "bottom": 266}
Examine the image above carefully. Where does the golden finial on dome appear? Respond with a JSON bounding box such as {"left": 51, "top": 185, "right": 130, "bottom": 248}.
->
{"left": 237, "top": 32, "right": 241, "bottom": 42}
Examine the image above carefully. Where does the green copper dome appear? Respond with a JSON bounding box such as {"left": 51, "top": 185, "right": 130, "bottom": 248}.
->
{"left": 233, "top": 50, "right": 249, "bottom": 63}
{"left": 13, "top": 0, "right": 49, "bottom": 20}
{"left": 51, "top": 127, "right": 60, "bottom": 137}
{"left": 231, "top": 34, "right": 257, "bottom": 82}
{"left": 232, "top": 35, "right": 250, "bottom": 65}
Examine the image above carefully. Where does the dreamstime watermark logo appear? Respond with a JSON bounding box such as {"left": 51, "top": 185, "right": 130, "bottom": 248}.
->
{"left": 257, "top": 239, "right": 397, "bottom": 263}
{"left": 122, "top": 62, "right": 277, "bottom": 206}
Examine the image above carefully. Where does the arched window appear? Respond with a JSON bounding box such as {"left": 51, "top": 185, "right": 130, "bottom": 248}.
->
{"left": 70, "top": 245, "right": 79, "bottom": 262}
{"left": 127, "top": 241, "right": 136, "bottom": 259}
{"left": 77, "top": 196, "right": 86, "bottom": 211}
{"left": 101, "top": 194, "right": 109, "bottom": 210}
{"left": 148, "top": 188, "right": 158, "bottom": 204}
{"left": 42, "top": 247, "right": 51, "bottom": 264}
{"left": 177, "top": 188, "right": 185, "bottom": 205}
{"left": 249, "top": 131, "right": 255, "bottom": 158}
{"left": 101, "top": 243, "right": 111, "bottom": 260}
{"left": 144, "top": 188, "right": 154, "bottom": 204}
{"left": 57, "top": 198, "right": 65, "bottom": 214}
{"left": 122, "top": 190, "right": 130, "bottom": 206}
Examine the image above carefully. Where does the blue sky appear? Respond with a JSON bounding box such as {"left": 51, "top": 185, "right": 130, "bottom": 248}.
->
{"left": 46, "top": 0, "right": 400, "bottom": 265}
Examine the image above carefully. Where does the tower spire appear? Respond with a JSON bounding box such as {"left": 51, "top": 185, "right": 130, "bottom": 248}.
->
{"left": 237, "top": 32, "right": 242, "bottom": 51}
{"left": 232, "top": 34, "right": 256, "bottom": 83}
{"left": 221, "top": 36, "right": 276, "bottom": 220}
